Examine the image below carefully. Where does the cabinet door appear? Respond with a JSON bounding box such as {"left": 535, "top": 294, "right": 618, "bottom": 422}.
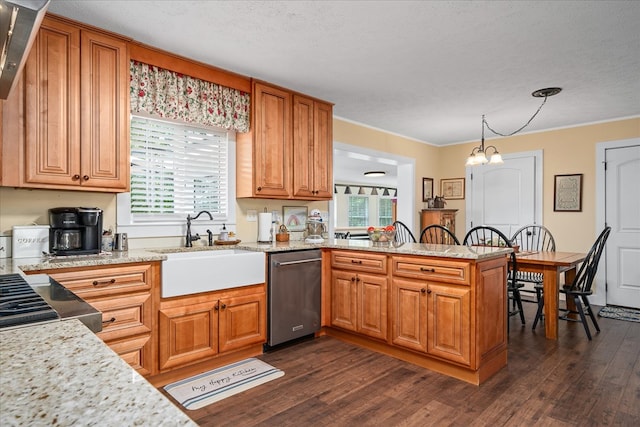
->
{"left": 357, "top": 272, "right": 388, "bottom": 340}
{"left": 252, "top": 82, "right": 291, "bottom": 198}
{"left": 292, "top": 95, "right": 314, "bottom": 198}
{"left": 24, "top": 18, "right": 81, "bottom": 186}
{"left": 331, "top": 270, "right": 358, "bottom": 331}
{"left": 292, "top": 96, "right": 333, "bottom": 200}
{"left": 427, "top": 283, "right": 471, "bottom": 366}
{"left": 390, "top": 278, "right": 427, "bottom": 352}
{"left": 218, "top": 292, "right": 266, "bottom": 353}
{"left": 158, "top": 301, "right": 218, "bottom": 371}
{"left": 441, "top": 212, "right": 456, "bottom": 236}
{"left": 80, "top": 29, "right": 129, "bottom": 189}
{"left": 312, "top": 100, "right": 333, "bottom": 199}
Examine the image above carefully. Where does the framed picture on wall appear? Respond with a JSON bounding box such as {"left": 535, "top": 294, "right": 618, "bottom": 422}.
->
{"left": 422, "top": 178, "right": 434, "bottom": 202}
{"left": 440, "top": 178, "right": 465, "bottom": 200}
{"left": 283, "top": 206, "right": 308, "bottom": 231}
{"left": 554, "top": 173, "right": 583, "bottom": 212}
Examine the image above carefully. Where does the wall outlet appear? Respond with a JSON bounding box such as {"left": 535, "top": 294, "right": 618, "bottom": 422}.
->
{"left": 246, "top": 209, "right": 257, "bottom": 222}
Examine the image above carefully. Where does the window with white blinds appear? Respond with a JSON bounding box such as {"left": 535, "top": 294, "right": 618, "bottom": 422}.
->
{"left": 129, "top": 115, "right": 230, "bottom": 222}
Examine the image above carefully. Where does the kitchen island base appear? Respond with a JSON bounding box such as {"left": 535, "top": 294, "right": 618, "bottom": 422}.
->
{"left": 324, "top": 328, "right": 507, "bottom": 386}
{"left": 322, "top": 248, "right": 510, "bottom": 385}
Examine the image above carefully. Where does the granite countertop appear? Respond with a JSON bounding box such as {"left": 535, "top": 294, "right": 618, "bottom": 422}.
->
{"left": 0, "top": 239, "right": 511, "bottom": 274}
{"left": 0, "top": 319, "right": 196, "bottom": 427}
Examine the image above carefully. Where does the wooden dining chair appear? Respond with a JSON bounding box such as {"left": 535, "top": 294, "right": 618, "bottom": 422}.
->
{"left": 419, "top": 224, "right": 460, "bottom": 245}
{"left": 510, "top": 225, "right": 556, "bottom": 306}
{"left": 532, "top": 226, "right": 611, "bottom": 340}
{"left": 464, "top": 226, "right": 525, "bottom": 329}
{"left": 392, "top": 221, "right": 417, "bottom": 243}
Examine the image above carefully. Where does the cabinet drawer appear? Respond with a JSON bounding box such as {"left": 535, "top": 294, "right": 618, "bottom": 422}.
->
{"left": 392, "top": 256, "right": 470, "bottom": 285}
{"left": 48, "top": 264, "right": 152, "bottom": 298}
{"left": 92, "top": 293, "right": 152, "bottom": 342}
{"left": 331, "top": 251, "right": 387, "bottom": 274}
{"left": 107, "top": 334, "right": 152, "bottom": 376}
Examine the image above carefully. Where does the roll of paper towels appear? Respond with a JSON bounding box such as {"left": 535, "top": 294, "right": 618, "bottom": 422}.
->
{"left": 257, "top": 212, "right": 272, "bottom": 242}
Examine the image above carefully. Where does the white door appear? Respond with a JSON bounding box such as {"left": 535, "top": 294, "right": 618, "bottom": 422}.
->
{"left": 466, "top": 151, "right": 542, "bottom": 239}
{"left": 605, "top": 144, "right": 640, "bottom": 308}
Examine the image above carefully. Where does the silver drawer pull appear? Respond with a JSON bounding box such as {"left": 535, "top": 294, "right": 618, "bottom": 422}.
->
{"left": 275, "top": 258, "right": 322, "bottom": 267}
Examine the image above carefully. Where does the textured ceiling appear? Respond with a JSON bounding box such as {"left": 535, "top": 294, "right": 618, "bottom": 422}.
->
{"left": 47, "top": 0, "right": 640, "bottom": 147}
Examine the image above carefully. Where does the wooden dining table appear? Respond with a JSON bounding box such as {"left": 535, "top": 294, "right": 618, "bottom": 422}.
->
{"left": 512, "top": 251, "right": 587, "bottom": 340}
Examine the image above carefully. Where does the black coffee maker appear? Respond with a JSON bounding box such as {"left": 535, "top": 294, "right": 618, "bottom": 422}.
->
{"left": 49, "top": 207, "right": 103, "bottom": 255}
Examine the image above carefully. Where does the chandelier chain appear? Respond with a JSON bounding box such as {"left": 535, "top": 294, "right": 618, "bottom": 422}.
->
{"left": 483, "top": 95, "right": 549, "bottom": 137}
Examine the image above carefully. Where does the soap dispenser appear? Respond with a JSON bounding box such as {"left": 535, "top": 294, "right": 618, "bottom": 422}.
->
{"left": 219, "top": 224, "right": 229, "bottom": 241}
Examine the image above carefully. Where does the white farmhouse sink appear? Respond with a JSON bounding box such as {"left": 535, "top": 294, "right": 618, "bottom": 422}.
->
{"left": 160, "top": 249, "right": 265, "bottom": 298}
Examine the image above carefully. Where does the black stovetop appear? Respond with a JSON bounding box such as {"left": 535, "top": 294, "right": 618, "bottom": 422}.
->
{"left": 0, "top": 274, "right": 60, "bottom": 328}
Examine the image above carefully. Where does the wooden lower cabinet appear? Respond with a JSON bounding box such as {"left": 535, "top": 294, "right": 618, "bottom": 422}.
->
{"left": 390, "top": 278, "right": 428, "bottom": 352}
{"left": 331, "top": 270, "right": 387, "bottom": 340}
{"left": 390, "top": 278, "right": 470, "bottom": 366}
{"left": 330, "top": 251, "right": 388, "bottom": 341}
{"left": 426, "top": 283, "right": 471, "bottom": 366}
{"left": 33, "top": 262, "right": 159, "bottom": 377}
{"left": 326, "top": 250, "right": 507, "bottom": 385}
{"left": 158, "top": 285, "right": 266, "bottom": 372}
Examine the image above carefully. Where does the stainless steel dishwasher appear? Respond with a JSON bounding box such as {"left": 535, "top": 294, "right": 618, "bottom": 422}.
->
{"left": 267, "top": 249, "right": 322, "bottom": 347}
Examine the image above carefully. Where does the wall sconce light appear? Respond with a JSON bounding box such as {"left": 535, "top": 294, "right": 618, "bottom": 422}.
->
{"left": 358, "top": 186, "right": 366, "bottom": 195}
{"left": 466, "top": 87, "right": 561, "bottom": 167}
{"left": 382, "top": 188, "right": 390, "bottom": 196}
{"left": 370, "top": 187, "right": 378, "bottom": 196}
{"left": 344, "top": 185, "right": 352, "bottom": 194}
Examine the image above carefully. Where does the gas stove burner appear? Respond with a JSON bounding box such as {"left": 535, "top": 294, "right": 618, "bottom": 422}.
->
{"left": 0, "top": 274, "right": 59, "bottom": 328}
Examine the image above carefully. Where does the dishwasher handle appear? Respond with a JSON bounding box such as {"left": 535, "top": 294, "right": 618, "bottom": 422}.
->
{"left": 274, "top": 257, "right": 322, "bottom": 267}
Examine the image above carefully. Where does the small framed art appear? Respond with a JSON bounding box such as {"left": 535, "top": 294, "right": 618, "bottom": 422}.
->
{"left": 440, "top": 178, "right": 465, "bottom": 200}
{"left": 283, "top": 206, "right": 308, "bottom": 231}
{"left": 554, "top": 174, "right": 583, "bottom": 212}
{"left": 422, "top": 178, "right": 434, "bottom": 202}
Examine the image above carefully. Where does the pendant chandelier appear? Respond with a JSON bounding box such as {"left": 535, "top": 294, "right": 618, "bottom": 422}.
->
{"left": 466, "top": 87, "right": 562, "bottom": 166}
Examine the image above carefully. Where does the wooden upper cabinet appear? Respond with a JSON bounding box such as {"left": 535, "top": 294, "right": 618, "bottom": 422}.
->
{"left": 24, "top": 18, "right": 81, "bottom": 186}
{"left": 253, "top": 82, "right": 291, "bottom": 198}
{"left": 79, "top": 29, "right": 129, "bottom": 190}
{"left": 292, "top": 95, "right": 333, "bottom": 199}
{"left": 237, "top": 81, "right": 291, "bottom": 198}
{"left": 237, "top": 80, "right": 333, "bottom": 200}
{"left": 6, "top": 16, "right": 129, "bottom": 192}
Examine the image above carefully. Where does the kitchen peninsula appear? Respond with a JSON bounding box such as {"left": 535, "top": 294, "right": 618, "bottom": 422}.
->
{"left": 3, "top": 240, "right": 510, "bottom": 385}
{"left": 1, "top": 240, "right": 510, "bottom": 423}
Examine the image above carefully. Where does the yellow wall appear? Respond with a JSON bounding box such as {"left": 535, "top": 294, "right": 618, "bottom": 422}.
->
{"left": 1, "top": 117, "right": 638, "bottom": 252}
{"left": 438, "top": 117, "right": 640, "bottom": 250}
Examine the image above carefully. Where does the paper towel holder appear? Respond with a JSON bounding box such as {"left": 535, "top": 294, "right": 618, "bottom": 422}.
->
{"left": 257, "top": 211, "right": 273, "bottom": 243}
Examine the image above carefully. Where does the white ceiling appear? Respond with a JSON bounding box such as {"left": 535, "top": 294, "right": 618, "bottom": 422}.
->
{"left": 47, "top": 0, "right": 640, "bottom": 185}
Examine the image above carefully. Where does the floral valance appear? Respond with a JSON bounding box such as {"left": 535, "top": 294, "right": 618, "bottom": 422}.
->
{"left": 130, "top": 60, "right": 250, "bottom": 132}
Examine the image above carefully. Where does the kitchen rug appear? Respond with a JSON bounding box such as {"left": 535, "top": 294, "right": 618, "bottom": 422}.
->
{"left": 598, "top": 306, "right": 640, "bottom": 323}
{"left": 164, "top": 358, "right": 284, "bottom": 410}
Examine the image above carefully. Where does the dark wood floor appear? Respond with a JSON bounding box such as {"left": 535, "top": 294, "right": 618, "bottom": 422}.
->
{"left": 160, "top": 303, "right": 640, "bottom": 426}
